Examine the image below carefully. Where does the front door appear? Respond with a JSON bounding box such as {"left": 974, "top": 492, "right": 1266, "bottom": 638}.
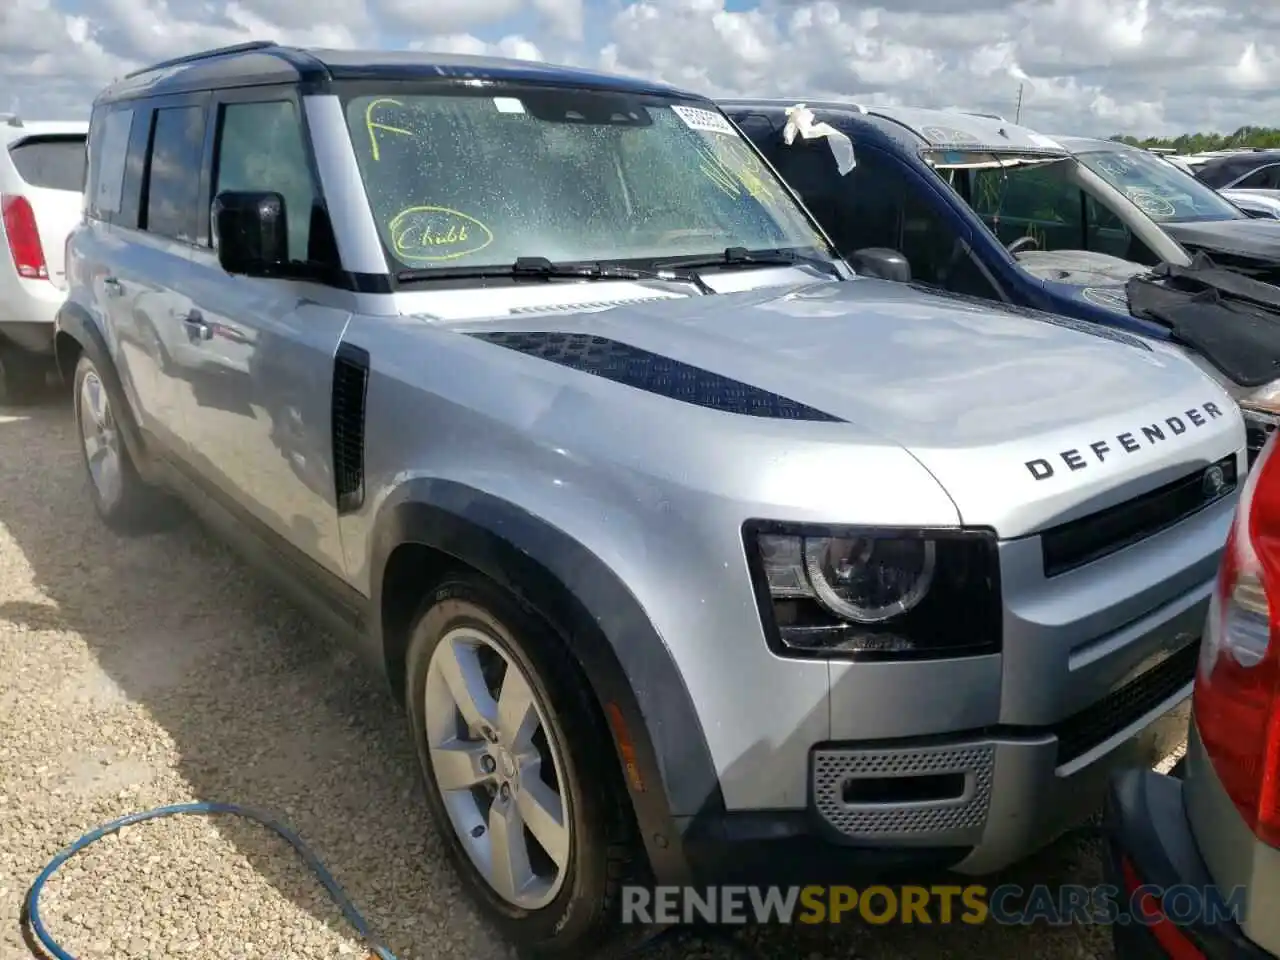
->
{"left": 172, "top": 87, "right": 352, "bottom": 579}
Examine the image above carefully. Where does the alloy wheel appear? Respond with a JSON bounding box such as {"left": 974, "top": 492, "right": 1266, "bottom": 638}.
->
{"left": 79, "top": 370, "right": 123, "bottom": 509}
{"left": 423, "top": 625, "right": 572, "bottom": 910}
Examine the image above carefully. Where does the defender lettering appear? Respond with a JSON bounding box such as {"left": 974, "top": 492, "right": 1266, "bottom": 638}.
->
{"left": 1025, "top": 402, "right": 1225, "bottom": 481}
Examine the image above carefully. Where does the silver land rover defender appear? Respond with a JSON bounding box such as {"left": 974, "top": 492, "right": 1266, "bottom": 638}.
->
{"left": 59, "top": 42, "right": 1245, "bottom": 957}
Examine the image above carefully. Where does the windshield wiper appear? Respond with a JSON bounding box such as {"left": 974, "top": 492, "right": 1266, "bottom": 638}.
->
{"left": 396, "top": 257, "right": 713, "bottom": 294}
{"left": 654, "top": 246, "right": 843, "bottom": 278}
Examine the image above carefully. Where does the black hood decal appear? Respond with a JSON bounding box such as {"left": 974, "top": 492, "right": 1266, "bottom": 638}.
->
{"left": 468, "top": 331, "right": 845, "bottom": 421}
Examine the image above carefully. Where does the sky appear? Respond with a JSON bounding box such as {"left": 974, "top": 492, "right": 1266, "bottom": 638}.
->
{"left": 1, "top": 0, "right": 1276, "bottom": 138}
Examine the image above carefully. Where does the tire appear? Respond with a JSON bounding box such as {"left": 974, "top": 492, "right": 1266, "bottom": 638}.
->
{"left": 72, "top": 353, "right": 177, "bottom": 535}
{"left": 405, "top": 576, "right": 636, "bottom": 958}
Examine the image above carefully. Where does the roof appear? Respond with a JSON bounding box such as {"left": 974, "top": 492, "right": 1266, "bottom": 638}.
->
{"left": 1050, "top": 135, "right": 1129, "bottom": 153}
{"left": 96, "top": 41, "right": 700, "bottom": 105}
{"left": 718, "top": 97, "right": 1069, "bottom": 156}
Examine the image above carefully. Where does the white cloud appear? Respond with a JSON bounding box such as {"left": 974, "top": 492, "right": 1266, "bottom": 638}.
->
{"left": 1, "top": 0, "right": 1277, "bottom": 136}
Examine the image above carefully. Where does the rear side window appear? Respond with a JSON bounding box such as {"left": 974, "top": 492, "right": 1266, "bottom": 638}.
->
{"left": 141, "top": 105, "right": 206, "bottom": 244}
{"left": 86, "top": 105, "right": 134, "bottom": 222}
{"left": 8, "top": 136, "right": 87, "bottom": 192}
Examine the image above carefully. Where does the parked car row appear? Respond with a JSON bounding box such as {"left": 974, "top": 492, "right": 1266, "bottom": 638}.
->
{"left": 719, "top": 102, "right": 1280, "bottom": 464}
{"left": 17, "top": 39, "right": 1280, "bottom": 960}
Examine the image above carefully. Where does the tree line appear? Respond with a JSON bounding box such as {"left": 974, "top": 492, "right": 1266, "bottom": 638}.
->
{"left": 1109, "top": 126, "right": 1280, "bottom": 152}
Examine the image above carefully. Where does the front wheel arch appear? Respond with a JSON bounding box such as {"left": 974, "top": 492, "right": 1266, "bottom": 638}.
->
{"left": 370, "top": 482, "right": 720, "bottom": 885}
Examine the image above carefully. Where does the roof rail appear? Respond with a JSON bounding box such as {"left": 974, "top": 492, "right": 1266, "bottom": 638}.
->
{"left": 957, "top": 110, "right": 1006, "bottom": 122}
{"left": 124, "top": 40, "right": 280, "bottom": 80}
{"left": 0, "top": 113, "right": 21, "bottom": 128}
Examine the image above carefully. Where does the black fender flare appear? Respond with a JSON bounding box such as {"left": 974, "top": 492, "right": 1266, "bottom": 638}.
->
{"left": 54, "top": 304, "right": 151, "bottom": 471}
{"left": 370, "top": 478, "right": 722, "bottom": 883}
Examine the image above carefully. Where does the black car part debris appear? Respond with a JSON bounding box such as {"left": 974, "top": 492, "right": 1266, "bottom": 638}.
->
{"left": 1127, "top": 253, "right": 1280, "bottom": 388}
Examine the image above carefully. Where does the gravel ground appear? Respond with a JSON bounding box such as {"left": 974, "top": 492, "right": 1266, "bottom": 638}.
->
{"left": 0, "top": 390, "right": 1177, "bottom": 960}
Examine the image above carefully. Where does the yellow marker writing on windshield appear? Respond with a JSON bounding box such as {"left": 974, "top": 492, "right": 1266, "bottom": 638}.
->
{"left": 389, "top": 206, "right": 494, "bottom": 262}
{"left": 365, "top": 98, "right": 413, "bottom": 162}
{"left": 698, "top": 135, "right": 776, "bottom": 203}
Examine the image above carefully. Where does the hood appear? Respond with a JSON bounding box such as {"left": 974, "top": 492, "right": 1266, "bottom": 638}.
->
{"left": 1162, "top": 218, "right": 1280, "bottom": 270}
{"left": 453, "top": 278, "right": 1242, "bottom": 534}
{"left": 1016, "top": 249, "right": 1148, "bottom": 288}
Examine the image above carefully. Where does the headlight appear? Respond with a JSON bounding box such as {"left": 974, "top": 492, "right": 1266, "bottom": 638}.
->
{"left": 745, "top": 523, "right": 1001, "bottom": 660}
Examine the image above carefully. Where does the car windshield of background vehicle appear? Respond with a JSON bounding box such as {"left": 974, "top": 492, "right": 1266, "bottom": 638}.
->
{"left": 342, "top": 86, "right": 833, "bottom": 275}
{"left": 1076, "top": 148, "right": 1245, "bottom": 223}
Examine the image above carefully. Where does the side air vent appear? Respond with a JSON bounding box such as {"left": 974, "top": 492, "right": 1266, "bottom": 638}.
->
{"left": 468, "top": 331, "right": 844, "bottom": 422}
{"left": 332, "top": 343, "right": 370, "bottom": 514}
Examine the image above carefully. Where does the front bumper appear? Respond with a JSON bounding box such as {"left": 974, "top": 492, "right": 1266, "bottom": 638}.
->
{"left": 1103, "top": 767, "right": 1274, "bottom": 960}
{"left": 677, "top": 646, "right": 1193, "bottom": 885}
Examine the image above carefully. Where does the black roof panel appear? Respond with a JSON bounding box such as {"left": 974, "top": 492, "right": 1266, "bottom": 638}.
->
{"left": 95, "top": 42, "right": 702, "bottom": 105}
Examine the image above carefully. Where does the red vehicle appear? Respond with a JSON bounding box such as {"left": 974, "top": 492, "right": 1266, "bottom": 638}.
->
{"left": 1106, "top": 434, "right": 1280, "bottom": 959}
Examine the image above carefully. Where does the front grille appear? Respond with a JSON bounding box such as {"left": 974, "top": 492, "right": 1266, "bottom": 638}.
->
{"left": 1052, "top": 641, "right": 1199, "bottom": 765}
{"left": 1041, "top": 455, "right": 1237, "bottom": 578}
{"left": 811, "top": 743, "right": 995, "bottom": 838}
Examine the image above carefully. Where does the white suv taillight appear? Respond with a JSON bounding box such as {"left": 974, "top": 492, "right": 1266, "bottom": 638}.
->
{"left": 0, "top": 193, "right": 48, "bottom": 280}
{"left": 1194, "top": 437, "right": 1280, "bottom": 847}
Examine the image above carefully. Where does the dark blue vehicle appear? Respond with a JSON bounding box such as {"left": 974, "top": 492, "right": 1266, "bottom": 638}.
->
{"left": 718, "top": 99, "right": 1194, "bottom": 342}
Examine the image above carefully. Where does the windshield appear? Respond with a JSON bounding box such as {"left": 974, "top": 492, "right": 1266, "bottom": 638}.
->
{"left": 1075, "top": 148, "right": 1244, "bottom": 223}
{"left": 342, "top": 86, "right": 830, "bottom": 274}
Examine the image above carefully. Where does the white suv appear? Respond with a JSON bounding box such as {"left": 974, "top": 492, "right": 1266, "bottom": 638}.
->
{"left": 0, "top": 113, "right": 88, "bottom": 402}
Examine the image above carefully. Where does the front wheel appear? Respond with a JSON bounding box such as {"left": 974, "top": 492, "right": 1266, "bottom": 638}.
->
{"left": 73, "top": 353, "right": 177, "bottom": 535}
{"left": 406, "top": 577, "right": 635, "bottom": 957}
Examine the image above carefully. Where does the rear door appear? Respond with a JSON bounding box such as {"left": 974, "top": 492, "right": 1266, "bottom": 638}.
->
{"left": 104, "top": 94, "right": 210, "bottom": 458}
{"left": 6, "top": 128, "right": 88, "bottom": 290}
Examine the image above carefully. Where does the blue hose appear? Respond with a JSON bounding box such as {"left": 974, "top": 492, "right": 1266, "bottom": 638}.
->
{"left": 22, "top": 801, "right": 398, "bottom": 960}
{"left": 22, "top": 802, "right": 763, "bottom": 960}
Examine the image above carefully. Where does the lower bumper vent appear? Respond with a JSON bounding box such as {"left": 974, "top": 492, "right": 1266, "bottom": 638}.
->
{"left": 811, "top": 743, "right": 995, "bottom": 839}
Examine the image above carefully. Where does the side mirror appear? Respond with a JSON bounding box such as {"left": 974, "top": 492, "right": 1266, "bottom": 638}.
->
{"left": 211, "top": 190, "right": 288, "bottom": 276}
{"left": 850, "top": 247, "right": 911, "bottom": 283}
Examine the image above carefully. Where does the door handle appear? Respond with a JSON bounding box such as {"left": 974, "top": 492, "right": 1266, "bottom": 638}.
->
{"left": 181, "top": 310, "right": 213, "bottom": 341}
{"left": 103, "top": 276, "right": 123, "bottom": 297}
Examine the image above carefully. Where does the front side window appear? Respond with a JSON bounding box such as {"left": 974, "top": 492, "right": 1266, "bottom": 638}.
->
{"left": 342, "top": 87, "right": 829, "bottom": 274}
{"left": 213, "top": 100, "right": 318, "bottom": 263}
{"left": 1076, "top": 148, "right": 1244, "bottom": 223}
{"left": 143, "top": 105, "right": 206, "bottom": 243}
{"left": 772, "top": 138, "right": 997, "bottom": 298}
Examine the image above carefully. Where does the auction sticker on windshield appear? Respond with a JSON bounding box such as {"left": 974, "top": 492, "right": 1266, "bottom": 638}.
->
{"left": 672, "top": 104, "right": 738, "bottom": 136}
